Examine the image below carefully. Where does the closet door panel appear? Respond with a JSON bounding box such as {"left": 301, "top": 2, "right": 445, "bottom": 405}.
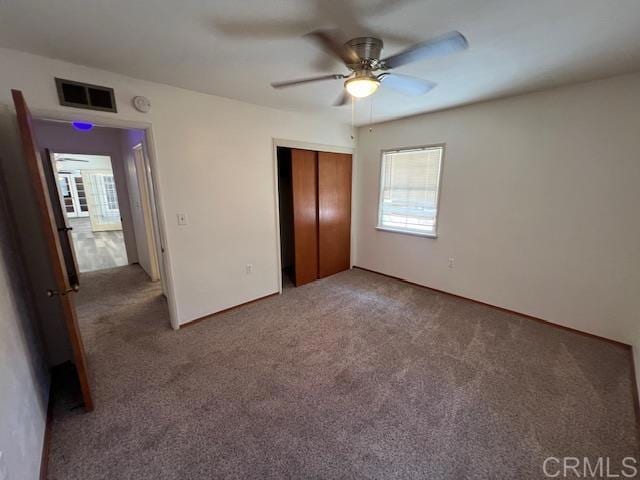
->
{"left": 318, "top": 152, "right": 352, "bottom": 278}
{"left": 291, "top": 149, "right": 318, "bottom": 286}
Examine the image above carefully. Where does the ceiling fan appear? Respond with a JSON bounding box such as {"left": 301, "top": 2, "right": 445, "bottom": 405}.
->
{"left": 271, "top": 30, "right": 468, "bottom": 106}
{"left": 56, "top": 157, "right": 89, "bottom": 162}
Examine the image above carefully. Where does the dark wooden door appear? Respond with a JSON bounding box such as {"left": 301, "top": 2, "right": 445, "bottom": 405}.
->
{"left": 318, "top": 151, "right": 352, "bottom": 278}
{"left": 291, "top": 148, "right": 318, "bottom": 286}
{"left": 41, "top": 148, "right": 80, "bottom": 287}
{"left": 12, "top": 90, "right": 94, "bottom": 411}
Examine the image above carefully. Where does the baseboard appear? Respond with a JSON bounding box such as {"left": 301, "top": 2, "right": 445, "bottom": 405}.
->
{"left": 39, "top": 382, "right": 53, "bottom": 480}
{"left": 353, "top": 265, "right": 630, "bottom": 350}
{"left": 181, "top": 292, "right": 279, "bottom": 328}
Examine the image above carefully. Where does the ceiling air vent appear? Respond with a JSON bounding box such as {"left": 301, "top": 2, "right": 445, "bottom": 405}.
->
{"left": 55, "top": 78, "right": 117, "bottom": 113}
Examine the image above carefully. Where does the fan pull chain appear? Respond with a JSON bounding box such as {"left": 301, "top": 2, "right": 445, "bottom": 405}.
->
{"left": 350, "top": 95, "right": 355, "bottom": 140}
{"left": 369, "top": 96, "right": 374, "bottom": 132}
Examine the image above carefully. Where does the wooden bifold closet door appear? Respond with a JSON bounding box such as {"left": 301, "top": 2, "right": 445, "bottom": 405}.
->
{"left": 291, "top": 148, "right": 318, "bottom": 286}
{"left": 317, "top": 151, "right": 352, "bottom": 278}
{"left": 290, "top": 148, "right": 352, "bottom": 286}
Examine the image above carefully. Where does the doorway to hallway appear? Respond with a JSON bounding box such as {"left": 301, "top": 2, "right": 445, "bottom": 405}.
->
{"left": 52, "top": 152, "right": 128, "bottom": 272}
{"left": 28, "top": 113, "right": 172, "bottom": 410}
{"left": 4, "top": 90, "right": 177, "bottom": 415}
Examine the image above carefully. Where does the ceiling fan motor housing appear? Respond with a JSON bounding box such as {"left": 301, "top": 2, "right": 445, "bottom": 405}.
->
{"left": 346, "top": 37, "right": 383, "bottom": 67}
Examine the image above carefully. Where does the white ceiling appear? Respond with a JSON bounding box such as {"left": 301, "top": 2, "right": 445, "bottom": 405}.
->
{"left": 1, "top": 0, "right": 640, "bottom": 125}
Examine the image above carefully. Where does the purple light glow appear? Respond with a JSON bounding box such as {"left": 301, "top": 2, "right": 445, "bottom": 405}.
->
{"left": 72, "top": 121, "right": 93, "bottom": 131}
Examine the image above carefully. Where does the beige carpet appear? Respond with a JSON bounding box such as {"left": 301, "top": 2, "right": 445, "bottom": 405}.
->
{"left": 47, "top": 265, "right": 639, "bottom": 479}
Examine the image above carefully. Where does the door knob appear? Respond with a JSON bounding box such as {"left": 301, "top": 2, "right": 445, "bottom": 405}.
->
{"left": 47, "top": 284, "right": 79, "bottom": 297}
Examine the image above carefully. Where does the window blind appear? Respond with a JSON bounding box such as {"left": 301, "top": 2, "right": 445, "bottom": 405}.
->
{"left": 378, "top": 146, "right": 443, "bottom": 236}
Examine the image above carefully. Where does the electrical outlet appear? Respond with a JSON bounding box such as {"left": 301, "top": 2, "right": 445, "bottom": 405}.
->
{"left": 177, "top": 213, "right": 188, "bottom": 226}
{"left": 245, "top": 264, "right": 253, "bottom": 274}
{"left": 448, "top": 257, "right": 455, "bottom": 269}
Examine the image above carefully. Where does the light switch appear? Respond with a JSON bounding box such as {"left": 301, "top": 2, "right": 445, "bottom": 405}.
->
{"left": 177, "top": 213, "right": 188, "bottom": 226}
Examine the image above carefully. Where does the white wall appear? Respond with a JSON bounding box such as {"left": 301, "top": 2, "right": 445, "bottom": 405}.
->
{"left": 0, "top": 162, "right": 49, "bottom": 480}
{"left": 354, "top": 72, "right": 640, "bottom": 345}
{"left": 0, "top": 47, "right": 354, "bottom": 326}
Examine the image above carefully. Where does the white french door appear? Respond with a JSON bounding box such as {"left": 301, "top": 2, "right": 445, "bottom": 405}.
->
{"left": 58, "top": 173, "right": 89, "bottom": 218}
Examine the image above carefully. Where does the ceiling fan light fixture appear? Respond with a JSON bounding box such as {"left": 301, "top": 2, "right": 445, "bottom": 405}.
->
{"left": 345, "top": 74, "right": 380, "bottom": 98}
{"left": 271, "top": 30, "right": 468, "bottom": 106}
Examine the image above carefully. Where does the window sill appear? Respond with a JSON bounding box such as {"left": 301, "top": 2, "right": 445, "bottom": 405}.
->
{"left": 375, "top": 226, "right": 438, "bottom": 239}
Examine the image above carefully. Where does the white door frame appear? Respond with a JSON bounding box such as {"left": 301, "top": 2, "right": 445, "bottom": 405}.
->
{"left": 271, "top": 138, "right": 355, "bottom": 294}
{"left": 32, "top": 108, "right": 180, "bottom": 330}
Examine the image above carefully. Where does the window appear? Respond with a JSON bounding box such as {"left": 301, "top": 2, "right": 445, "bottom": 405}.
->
{"left": 377, "top": 145, "right": 444, "bottom": 237}
{"left": 75, "top": 176, "right": 89, "bottom": 212}
{"left": 100, "top": 174, "right": 119, "bottom": 213}
{"left": 59, "top": 176, "right": 70, "bottom": 197}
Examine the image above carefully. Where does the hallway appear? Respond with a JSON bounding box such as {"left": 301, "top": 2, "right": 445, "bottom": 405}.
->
{"left": 48, "top": 264, "right": 169, "bottom": 480}
{"left": 74, "top": 264, "right": 165, "bottom": 349}
{"left": 69, "top": 217, "right": 127, "bottom": 272}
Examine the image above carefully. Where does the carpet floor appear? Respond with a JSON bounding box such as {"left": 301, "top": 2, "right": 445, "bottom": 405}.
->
{"left": 47, "top": 265, "right": 639, "bottom": 479}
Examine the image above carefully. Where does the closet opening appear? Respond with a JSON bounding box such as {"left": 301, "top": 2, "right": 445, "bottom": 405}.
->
{"left": 276, "top": 146, "right": 353, "bottom": 289}
{"left": 277, "top": 147, "right": 295, "bottom": 288}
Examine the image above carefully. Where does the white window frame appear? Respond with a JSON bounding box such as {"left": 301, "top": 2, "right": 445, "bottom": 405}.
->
{"left": 376, "top": 144, "right": 445, "bottom": 238}
{"left": 101, "top": 174, "right": 119, "bottom": 212}
{"left": 95, "top": 173, "right": 119, "bottom": 215}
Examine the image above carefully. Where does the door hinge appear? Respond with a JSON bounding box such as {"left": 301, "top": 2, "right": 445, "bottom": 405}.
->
{"left": 47, "top": 285, "right": 79, "bottom": 297}
{"left": 57, "top": 226, "right": 73, "bottom": 232}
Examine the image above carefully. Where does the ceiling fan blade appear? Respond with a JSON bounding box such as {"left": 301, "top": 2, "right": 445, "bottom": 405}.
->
{"left": 379, "top": 73, "right": 436, "bottom": 96}
{"left": 366, "top": 0, "right": 417, "bottom": 16}
{"left": 381, "top": 31, "right": 468, "bottom": 69}
{"left": 333, "top": 90, "right": 350, "bottom": 107}
{"left": 271, "top": 74, "right": 345, "bottom": 89}
{"left": 306, "top": 29, "right": 361, "bottom": 66}
{"left": 212, "top": 18, "right": 304, "bottom": 38}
